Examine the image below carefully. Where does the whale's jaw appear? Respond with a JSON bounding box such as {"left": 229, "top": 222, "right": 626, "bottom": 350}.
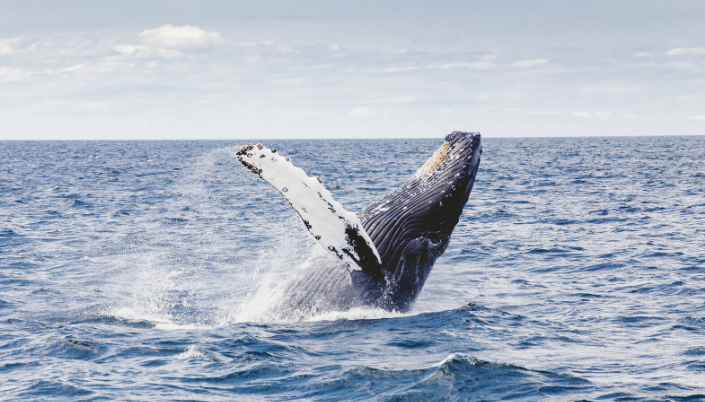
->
{"left": 358, "top": 132, "right": 482, "bottom": 312}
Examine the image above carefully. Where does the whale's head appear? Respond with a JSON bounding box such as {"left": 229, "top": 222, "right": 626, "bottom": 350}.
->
{"left": 358, "top": 131, "right": 482, "bottom": 311}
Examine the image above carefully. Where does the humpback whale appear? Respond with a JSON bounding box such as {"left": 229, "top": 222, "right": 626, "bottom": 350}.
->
{"left": 237, "top": 131, "right": 481, "bottom": 317}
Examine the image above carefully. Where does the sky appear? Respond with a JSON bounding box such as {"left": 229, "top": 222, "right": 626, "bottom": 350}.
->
{"left": 1, "top": 0, "right": 704, "bottom": 140}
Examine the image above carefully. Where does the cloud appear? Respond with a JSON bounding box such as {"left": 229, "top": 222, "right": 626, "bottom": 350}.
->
{"left": 382, "top": 60, "right": 498, "bottom": 73}
{"left": 387, "top": 48, "right": 407, "bottom": 55}
{"left": 44, "top": 64, "right": 85, "bottom": 74}
{"left": 508, "top": 59, "right": 549, "bottom": 68}
{"left": 139, "top": 25, "right": 221, "bottom": 49}
{"left": 380, "top": 66, "right": 421, "bottom": 73}
{"left": 507, "top": 108, "right": 562, "bottom": 115}
{"left": 663, "top": 62, "right": 697, "bottom": 68}
{"left": 573, "top": 111, "right": 612, "bottom": 120}
{"left": 0, "top": 67, "right": 31, "bottom": 83}
{"left": 348, "top": 107, "right": 389, "bottom": 117}
{"left": 634, "top": 52, "right": 652, "bottom": 58}
{"left": 232, "top": 39, "right": 293, "bottom": 55}
{"left": 603, "top": 86, "right": 633, "bottom": 93}
{"left": 0, "top": 37, "right": 22, "bottom": 55}
{"left": 238, "top": 40, "right": 269, "bottom": 47}
{"left": 113, "top": 44, "right": 182, "bottom": 59}
{"left": 666, "top": 47, "right": 705, "bottom": 56}
{"left": 439, "top": 62, "right": 494, "bottom": 70}
{"left": 690, "top": 115, "right": 705, "bottom": 120}
{"left": 578, "top": 86, "right": 639, "bottom": 95}
{"left": 369, "top": 96, "right": 417, "bottom": 103}
{"left": 480, "top": 51, "right": 498, "bottom": 61}
{"left": 243, "top": 54, "right": 259, "bottom": 63}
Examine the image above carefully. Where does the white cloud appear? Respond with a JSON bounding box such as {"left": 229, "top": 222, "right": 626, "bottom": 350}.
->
{"left": 279, "top": 110, "right": 324, "bottom": 119}
{"left": 236, "top": 40, "right": 288, "bottom": 50}
{"left": 509, "top": 59, "right": 549, "bottom": 68}
{"left": 579, "top": 86, "right": 638, "bottom": 95}
{"left": 690, "top": 115, "right": 705, "bottom": 120}
{"left": 328, "top": 44, "right": 339, "bottom": 51}
{"left": 0, "top": 67, "right": 31, "bottom": 83}
{"left": 44, "top": 64, "right": 85, "bottom": 74}
{"left": 243, "top": 54, "right": 260, "bottom": 63}
{"left": 480, "top": 51, "right": 498, "bottom": 61}
{"left": 387, "top": 48, "right": 407, "bottom": 55}
{"left": 506, "top": 108, "right": 562, "bottom": 116}
{"left": 238, "top": 41, "right": 262, "bottom": 47}
{"left": 139, "top": 25, "right": 221, "bottom": 49}
{"left": 546, "top": 124, "right": 577, "bottom": 131}
{"left": 0, "top": 37, "right": 22, "bottom": 55}
{"left": 634, "top": 52, "right": 652, "bottom": 58}
{"left": 369, "top": 96, "right": 417, "bottom": 103}
{"left": 43, "top": 100, "right": 113, "bottom": 112}
{"left": 524, "top": 110, "right": 563, "bottom": 116}
{"left": 439, "top": 62, "right": 494, "bottom": 70}
{"left": 603, "top": 86, "right": 633, "bottom": 93}
{"left": 348, "top": 107, "right": 389, "bottom": 117}
{"left": 663, "top": 62, "right": 696, "bottom": 68}
{"left": 114, "top": 44, "right": 149, "bottom": 56}
{"left": 666, "top": 47, "right": 705, "bottom": 56}
{"left": 274, "top": 42, "right": 294, "bottom": 53}
{"left": 380, "top": 66, "right": 421, "bottom": 73}
{"left": 113, "top": 44, "right": 182, "bottom": 59}
{"left": 573, "top": 111, "right": 612, "bottom": 120}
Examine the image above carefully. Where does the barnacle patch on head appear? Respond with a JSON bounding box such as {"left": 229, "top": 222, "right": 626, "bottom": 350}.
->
{"left": 416, "top": 142, "right": 449, "bottom": 176}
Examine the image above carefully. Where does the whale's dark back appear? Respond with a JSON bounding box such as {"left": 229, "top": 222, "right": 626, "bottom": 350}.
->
{"left": 358, "top": 132, "right": 482, "bottom": 312}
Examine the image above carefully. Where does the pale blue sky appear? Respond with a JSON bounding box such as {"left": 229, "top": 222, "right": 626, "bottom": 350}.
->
{"left": 1, "top": 1, "right": 704, "bottom": 139}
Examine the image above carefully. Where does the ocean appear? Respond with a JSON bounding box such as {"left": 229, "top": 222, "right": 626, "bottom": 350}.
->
{"left": 1, "top": 136, "right": 704, "bottom": 401}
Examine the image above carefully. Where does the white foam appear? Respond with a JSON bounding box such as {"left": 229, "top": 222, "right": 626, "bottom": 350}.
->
{"left": 176, "top": 345, "right": 231, "bottom": 362}
{"left": 305, "top": 307, "right": 409, "bottom": 322}
{"left": 111, "top": 307, "right": 212, "bottom": 330}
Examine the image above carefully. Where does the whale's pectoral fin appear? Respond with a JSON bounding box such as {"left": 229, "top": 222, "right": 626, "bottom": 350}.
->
{"left": 236, "top": 144, "right": 383, "bottom": 273}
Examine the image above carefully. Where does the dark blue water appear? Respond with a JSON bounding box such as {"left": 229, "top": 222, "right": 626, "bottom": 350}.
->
{"left": 1, "top": 137, "right": 704, "bottom": 401}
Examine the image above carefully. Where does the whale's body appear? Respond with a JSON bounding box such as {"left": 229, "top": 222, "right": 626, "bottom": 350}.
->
{"left": 238, "top": 132, "right": 481, "bottom": 317}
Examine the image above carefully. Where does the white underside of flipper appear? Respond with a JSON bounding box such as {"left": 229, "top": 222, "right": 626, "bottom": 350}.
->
{"left": 236, "top": 144, "right": 382, "bottom": 272}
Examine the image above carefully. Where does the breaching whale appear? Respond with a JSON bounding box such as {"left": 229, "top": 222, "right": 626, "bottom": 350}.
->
{"left": 237, "top": 131, "right": 481, "bottom": 317}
